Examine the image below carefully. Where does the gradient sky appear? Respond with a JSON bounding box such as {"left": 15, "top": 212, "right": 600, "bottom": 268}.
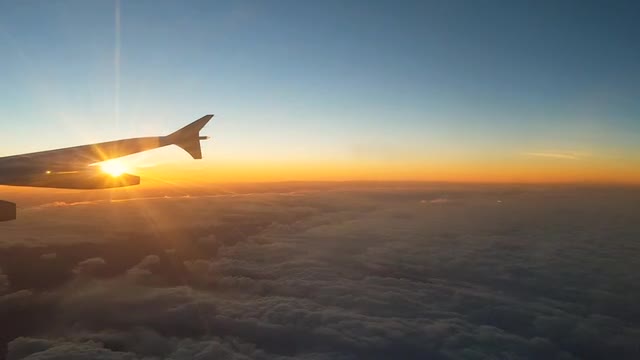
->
{"left": 1, "top": 0, "right": 639, "bottom": 183}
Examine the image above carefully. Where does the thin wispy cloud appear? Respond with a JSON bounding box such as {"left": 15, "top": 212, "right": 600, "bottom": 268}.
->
{"left": 523, "top": 151, "right": 588, "bottom": 160}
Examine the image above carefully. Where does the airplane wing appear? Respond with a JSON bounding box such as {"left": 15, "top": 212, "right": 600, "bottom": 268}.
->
{"left": 0, "top": 115, "right": 213, "bottom": 220}
{"left": 0, "top": 115, "right": 212, "bottom": 172}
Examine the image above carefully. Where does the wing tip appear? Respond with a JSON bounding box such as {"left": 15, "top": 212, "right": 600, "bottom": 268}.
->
{"left": 166, "top": 114, "right": 214, "bottom": 160}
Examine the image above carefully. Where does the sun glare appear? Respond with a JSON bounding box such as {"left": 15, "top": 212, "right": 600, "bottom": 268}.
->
{"left": 100, "top": 160, "right": 128, "bottom": 177}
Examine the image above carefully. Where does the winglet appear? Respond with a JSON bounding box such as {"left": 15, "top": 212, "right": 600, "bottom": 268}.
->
{"left": 164, "top": 115, "right": 213, "bottom": 159}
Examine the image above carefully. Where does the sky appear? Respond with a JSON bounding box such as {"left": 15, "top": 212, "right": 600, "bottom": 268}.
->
{"left": 1, "top": 0, "right": 639, "bottom": 183}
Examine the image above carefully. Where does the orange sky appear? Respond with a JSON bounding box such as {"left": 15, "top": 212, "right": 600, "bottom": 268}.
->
{"left": 131, "top": 156, "right": 640, "bottom": 186}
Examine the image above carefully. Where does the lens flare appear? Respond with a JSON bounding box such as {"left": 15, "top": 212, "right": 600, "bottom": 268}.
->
{"left": 100, "top": 160, "right": 128, "bottom": 177}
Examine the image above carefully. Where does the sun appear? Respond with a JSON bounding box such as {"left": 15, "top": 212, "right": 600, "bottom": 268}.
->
{"left": 100, "top": 160, "right": 128, "bottom": 177}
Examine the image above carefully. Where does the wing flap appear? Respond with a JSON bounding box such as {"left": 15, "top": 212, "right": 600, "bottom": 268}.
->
{"left": 1, "top": 170, "right": 140, "bottom": 189}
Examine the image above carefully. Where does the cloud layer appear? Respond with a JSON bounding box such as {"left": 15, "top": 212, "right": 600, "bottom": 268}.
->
{"left": 1, "top": 183, "right": 639, "bottom": 359}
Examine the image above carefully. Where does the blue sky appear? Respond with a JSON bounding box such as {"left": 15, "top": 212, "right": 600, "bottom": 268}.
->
{"left": 1, "top": 0, "right": 639, "bottom": 181}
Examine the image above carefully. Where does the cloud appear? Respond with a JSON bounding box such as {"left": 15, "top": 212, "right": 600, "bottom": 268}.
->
{"left": 7, "top": 338, "right": 138, "bottom": 360}
{"left": 183, "top": 259, "right": 215, "bottom": 285}
{"left": 73, "top": 257, "right": 107, "bottom": 276}
{"left": 0, "top": 267, "right": 8, "bottom": 293}
{"left": 35, "top": 201, "right": 99, "bottom": 208}
{"left": 522, "top": 151, "right": 588, "bottom": 160}
{"left": 125, "top": 255, "right": 161, "bottom": 280}
{"left": 421, "top": 198, "right": 454, "bottom": 204}
{"left": 1, "top": 184, "right": 640, "bottom": 359}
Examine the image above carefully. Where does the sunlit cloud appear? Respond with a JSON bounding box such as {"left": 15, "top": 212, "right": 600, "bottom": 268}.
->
{"left": 420, "top": 198, "right": 453, "bottom": 204}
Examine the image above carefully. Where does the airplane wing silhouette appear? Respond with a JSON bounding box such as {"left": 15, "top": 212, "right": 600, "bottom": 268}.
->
{"left": 0, "top": 115, "right": 213, "bottom": 221}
